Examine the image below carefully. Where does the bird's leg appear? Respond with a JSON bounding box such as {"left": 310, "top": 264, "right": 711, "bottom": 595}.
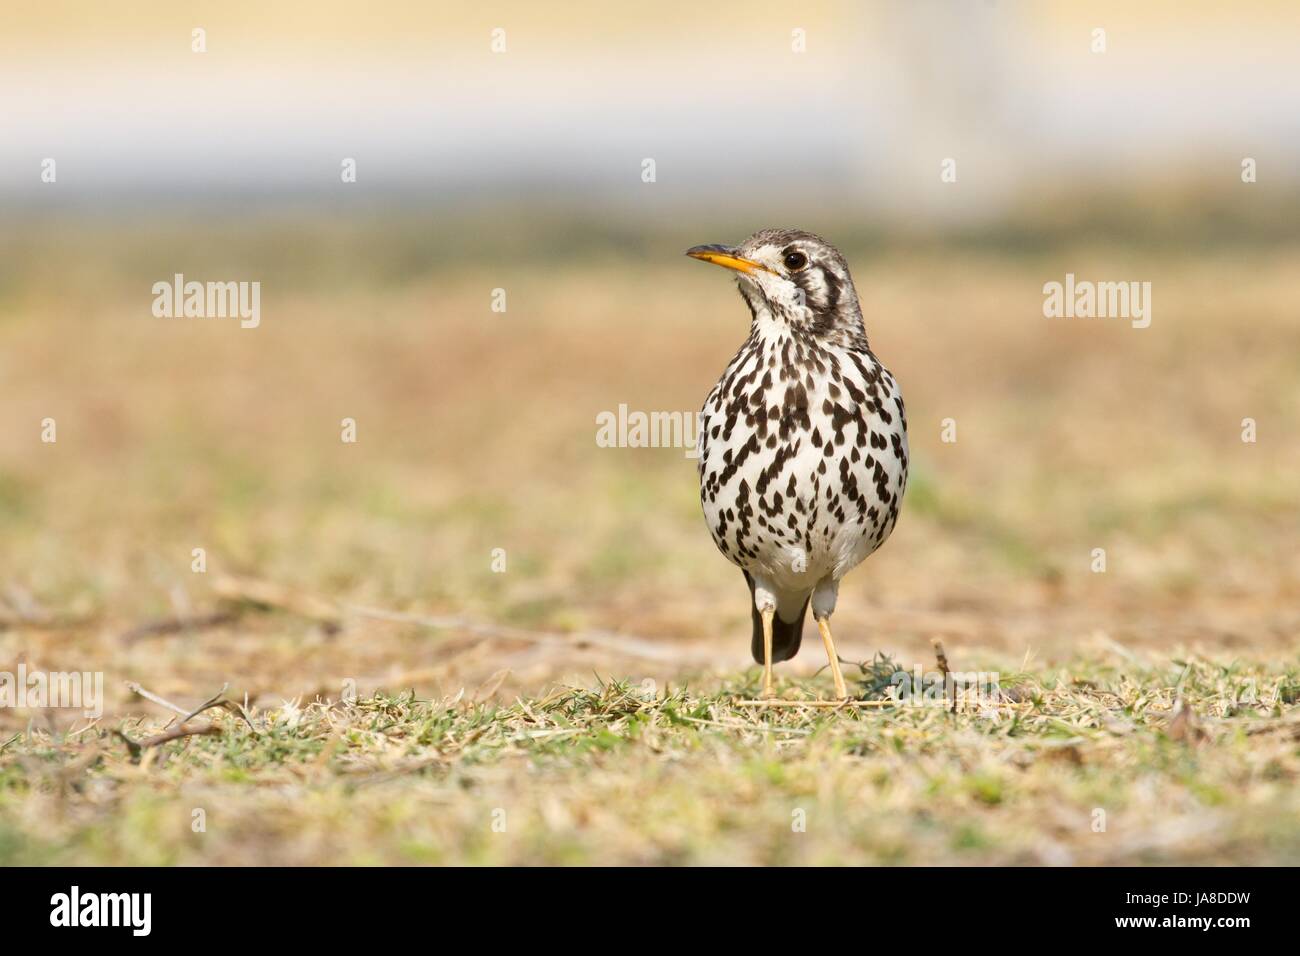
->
{"left": 760, "top": 606, "right": 776, "bottom": 699}
{"left": 816, "top": 616, "right": 850, "bottom": 700}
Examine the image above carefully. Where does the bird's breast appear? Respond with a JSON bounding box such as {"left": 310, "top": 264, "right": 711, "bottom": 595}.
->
{"left": 697, "top": 337, "right": 908, "bottom": 585}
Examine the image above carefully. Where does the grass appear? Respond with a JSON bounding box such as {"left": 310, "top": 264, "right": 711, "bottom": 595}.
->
{"left": 2, "top": 655, "right": 1298, "bottom": 865}
{"left": 1, "top": 212, "right": 1298, "bottom": 864}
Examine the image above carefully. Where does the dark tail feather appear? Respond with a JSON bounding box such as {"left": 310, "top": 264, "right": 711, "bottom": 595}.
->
{"left": 744, "top": 571, "right": 810, "bottom": 664}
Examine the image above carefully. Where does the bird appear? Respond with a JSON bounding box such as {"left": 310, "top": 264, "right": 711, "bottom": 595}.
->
{"left": 687, "top": 229, "right": 909, "bottom": 699}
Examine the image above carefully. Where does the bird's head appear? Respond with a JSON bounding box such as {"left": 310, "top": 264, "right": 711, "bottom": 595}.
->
{"left": 686, "top": 228, "right": 863, "bottom": 339}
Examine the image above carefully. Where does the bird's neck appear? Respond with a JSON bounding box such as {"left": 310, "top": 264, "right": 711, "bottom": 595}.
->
{"left": 743, "top": 297, "right": 871, "bottom": 354}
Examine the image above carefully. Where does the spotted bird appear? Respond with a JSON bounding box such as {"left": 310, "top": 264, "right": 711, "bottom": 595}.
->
{"left": 688, "top": 229, "right": 909, "bottom": 699}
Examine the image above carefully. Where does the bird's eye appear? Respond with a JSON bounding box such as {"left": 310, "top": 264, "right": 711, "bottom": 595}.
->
{"left": 783, "top": 251, "right": 808, "bottom": 271}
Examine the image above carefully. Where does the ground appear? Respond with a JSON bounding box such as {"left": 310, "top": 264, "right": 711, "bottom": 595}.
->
{"left": 1, "top": 211, "right": 1298, "bottom": 864}
{"left": 5, "top": 660, "right": 1299, "bottom": 865}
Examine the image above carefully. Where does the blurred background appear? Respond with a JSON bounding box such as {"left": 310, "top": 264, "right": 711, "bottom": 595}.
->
{"left": 1, "top": 0, "right": 1298, "bottom": 714}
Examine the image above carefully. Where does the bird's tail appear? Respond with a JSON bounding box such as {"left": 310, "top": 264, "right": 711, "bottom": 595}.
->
{"left": 744, "top": 571, "right": 810, "bottom": 664}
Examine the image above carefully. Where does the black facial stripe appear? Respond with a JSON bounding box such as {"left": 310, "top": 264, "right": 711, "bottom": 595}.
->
{"left": 791, "top": 266, "right": 833, "bottom": 312}
{"left": 791, "top": 270, "right": 813, "bottom": 307}
{"left": 822, "top": 267, "right": 842, "bottom": 313}
{"left": 737, "top": 281, "right": 763, "bottom": 320}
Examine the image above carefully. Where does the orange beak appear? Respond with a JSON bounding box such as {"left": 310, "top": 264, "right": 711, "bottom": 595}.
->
{"left": 685, "top": 244, "right": 774, "bottom": 275}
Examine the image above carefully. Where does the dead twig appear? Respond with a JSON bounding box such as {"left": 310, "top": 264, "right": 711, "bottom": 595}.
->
{"left": 734, "top": 698, "right": 896, "bottom": 709}
{"left": 126, "top": 680, "right": 257, "bottom": 734}
{"left": 124, "top": 681, "right": 191, "bottom": 718}
{"left": 139, "top": 721, "right": 222, "bottom": 747}
{"left": 116, "top": 721, "right": 221, "bottom": 758}
{"left": 679, "top": 714, "right": 812, "bottom": 734}
{"left": 213, "top": 575, "right": 342, "bottom": 629}
{"left": 178, "top": 683, "right": 257, "bottom": 732}
{"left": 216, "top": 574, "right": 716, "bottom": 664}
{"left": 932, "top": 638, "right": 956, "bottom": 714}
{"left": 344, "top": 602, "right": 696, "bottom": 663}
{"left": 120, "top": 610, "right": 240, "bottom": 642}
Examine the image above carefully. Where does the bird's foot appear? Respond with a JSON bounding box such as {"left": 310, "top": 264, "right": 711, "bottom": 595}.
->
{"left": 816, "top": 617, "right": 850, "bottom": 700}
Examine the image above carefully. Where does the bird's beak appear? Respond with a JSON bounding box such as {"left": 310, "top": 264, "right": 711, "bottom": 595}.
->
{"left": 685, "top": 244, "right": 774, "bottom": 275}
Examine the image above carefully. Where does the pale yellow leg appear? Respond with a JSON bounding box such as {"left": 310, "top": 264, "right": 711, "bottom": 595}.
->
{"left": 817, "top": 617, "right": 849, "bottom": 699}
{"left": 760, "top": 607, "right": 776, "bottom": 699}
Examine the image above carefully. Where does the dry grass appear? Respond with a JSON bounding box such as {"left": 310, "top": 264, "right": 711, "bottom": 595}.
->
{"left": 4, "top": 658, "right": 1298, "bottom": 865}
{"left": 1, "top": 212, "right": 1297, "bottom": 864}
